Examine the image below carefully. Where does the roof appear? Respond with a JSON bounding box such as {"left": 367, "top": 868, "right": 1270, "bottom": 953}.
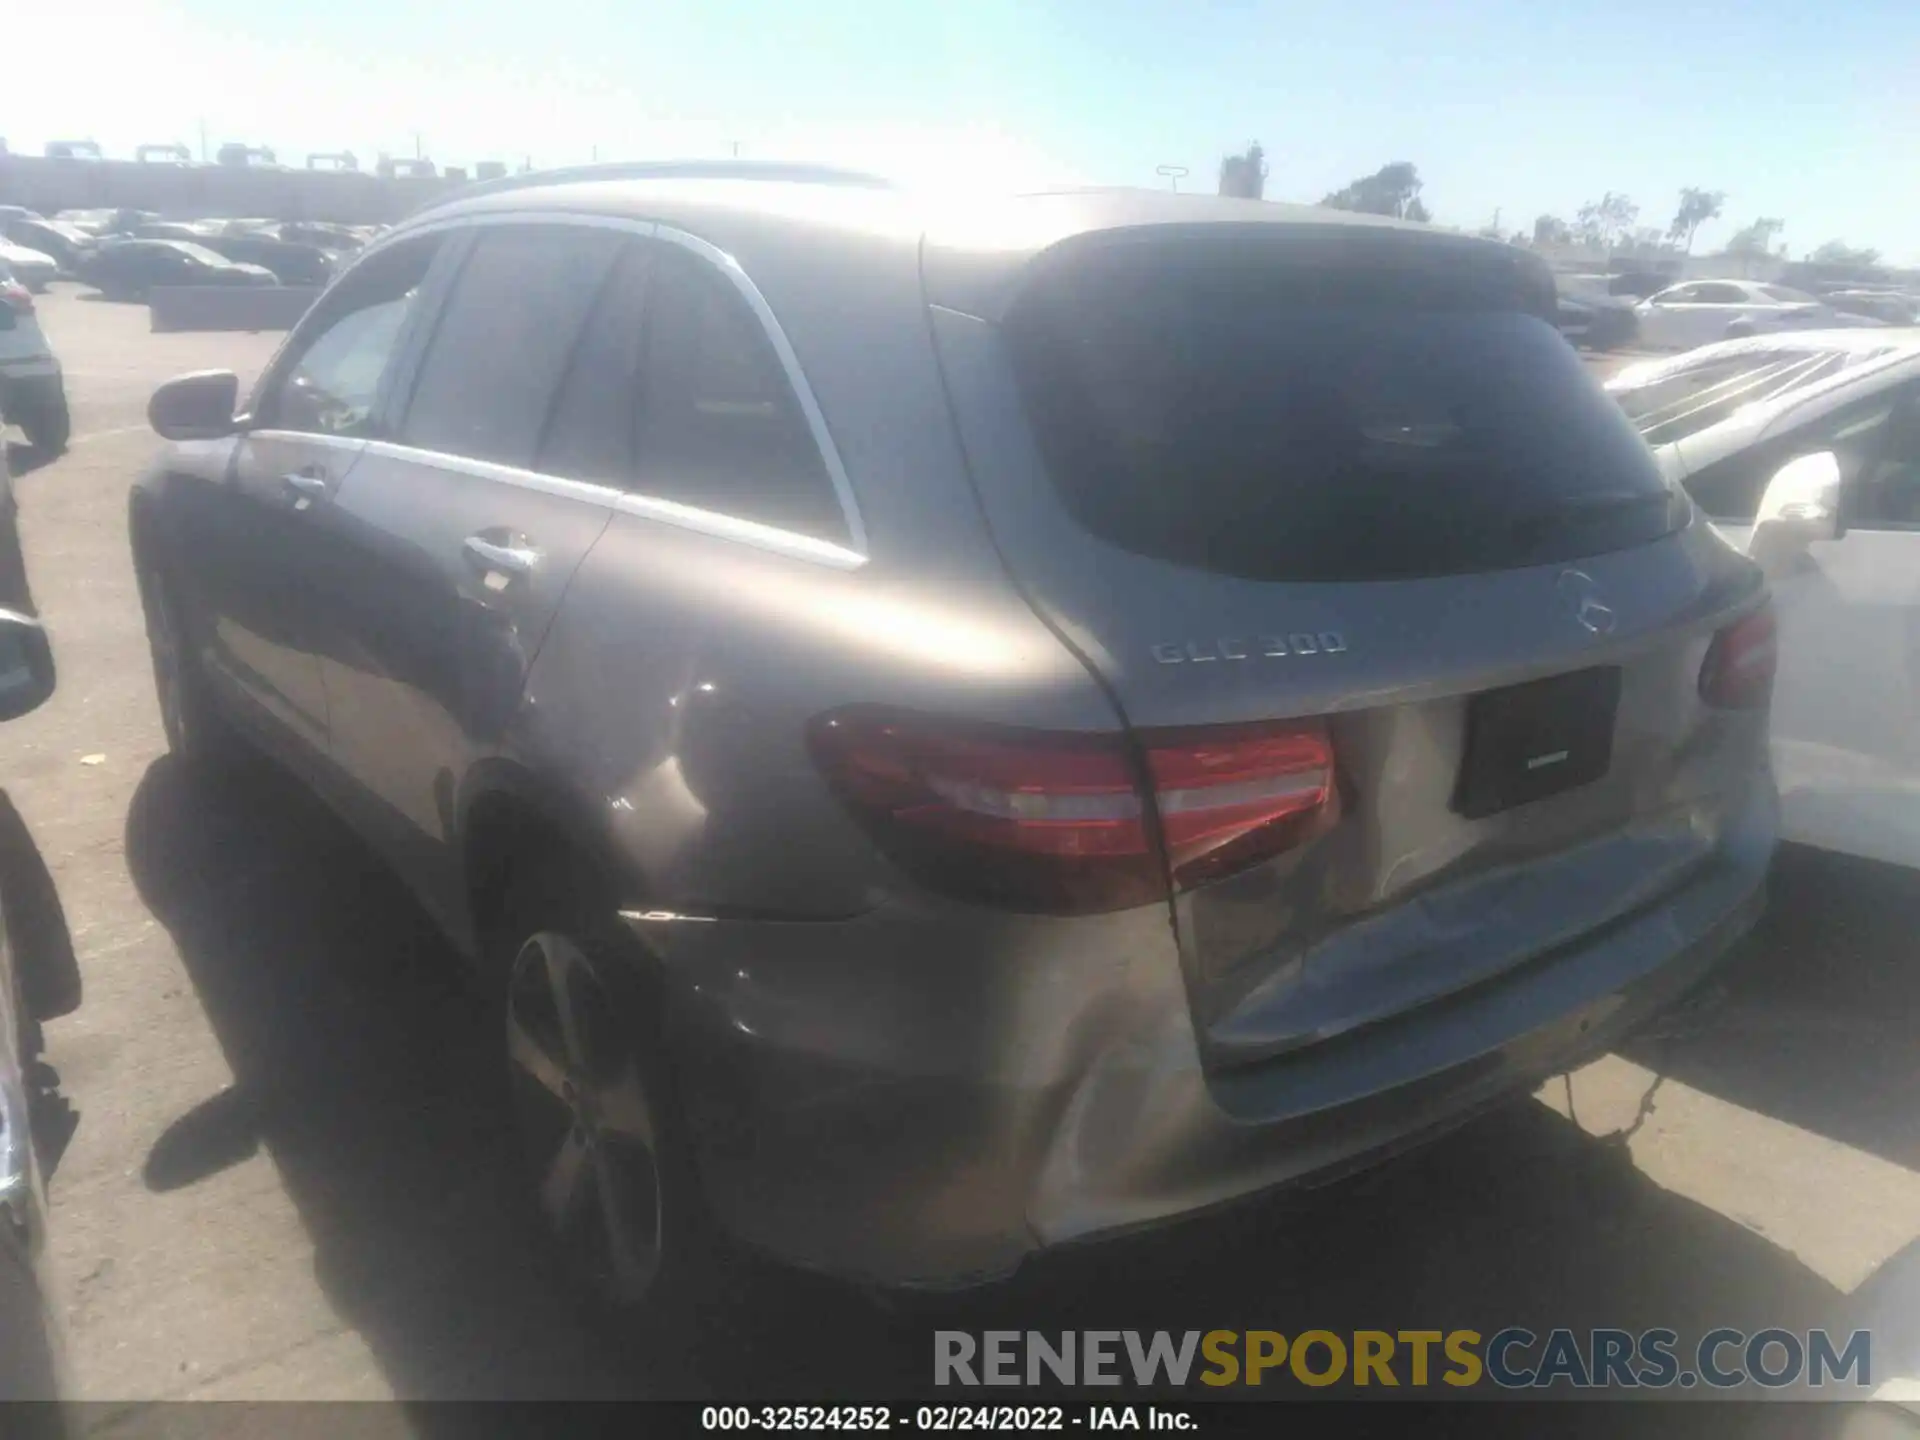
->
{"left": 398, "top": 163, "right": 1547, "bottom": 320}
{"left": 1614, "top": 329, "right": 1920, "bottom": 465}
{"left": 1608, "top": 327, "right": 1920, "bottom": 390}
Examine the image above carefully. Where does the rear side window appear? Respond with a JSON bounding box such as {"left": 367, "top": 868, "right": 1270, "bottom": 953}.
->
{"left": 401, "top": 225, "right": 622, "bottom": 468}
{"left": 1611, "top": 350, "right": 1853, "bottom": 447}
{"left": 536, "top": 242, "right": 652, "bottom": 486}
{"left": 629, "top": 245, "right": 848, "bottom": 543}
{"left": 1006, "top": 244, "right": 1684, "bottom": 582}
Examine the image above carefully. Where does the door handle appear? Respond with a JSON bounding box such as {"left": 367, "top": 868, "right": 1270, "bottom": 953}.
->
{"left": 463, "top": 535, "right": 541, "bottom": 577}
{"left": 281, "top": 470, "right": 330, "bottom": 499}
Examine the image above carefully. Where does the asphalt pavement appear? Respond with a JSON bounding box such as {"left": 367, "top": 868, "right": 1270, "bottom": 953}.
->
{"left": 1, "top": 290, "right": 1915, "bottom": 1414}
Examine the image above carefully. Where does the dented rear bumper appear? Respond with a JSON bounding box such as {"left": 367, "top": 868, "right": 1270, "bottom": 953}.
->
{"left": 640, "top": 782, "right": 1774, "bottom": 1289}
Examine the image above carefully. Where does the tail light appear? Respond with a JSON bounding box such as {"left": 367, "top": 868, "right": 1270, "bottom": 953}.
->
{"left": 0, "top": 280, "right": 31, "bottom": 315}
{"left": 1699, "top": 605, "right": 1776, "bottom": 709}
{"left": 808, "top": 708, "right": 1338, "bottom": 913}
{"left": 1147, "top": 722, "right": 1337, "bottom": 889}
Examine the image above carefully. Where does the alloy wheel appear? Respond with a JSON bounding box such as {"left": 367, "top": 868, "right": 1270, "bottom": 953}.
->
{"left": 506, "top": 930, "right": 665, "bottom": 1307}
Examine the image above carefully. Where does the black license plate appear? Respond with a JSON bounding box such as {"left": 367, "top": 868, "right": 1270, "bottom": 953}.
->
{"left": 1452, "top": 667, "right": 1622, "bottom": 820}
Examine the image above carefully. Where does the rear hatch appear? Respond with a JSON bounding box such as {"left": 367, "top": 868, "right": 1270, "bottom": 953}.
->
{"left": 927, "top": 223, "right": 1769, "bottom": 1068}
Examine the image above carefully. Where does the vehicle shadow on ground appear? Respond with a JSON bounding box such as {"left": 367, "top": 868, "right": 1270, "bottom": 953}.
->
{"left": 3, "top": 440, "right": 58, "bottom": 480}
{"left": 1620, "top": 843, "right": 1920, "bottom": 1172}
{"left": 123, "top": 752, "right": 1876, "bottom": 1409}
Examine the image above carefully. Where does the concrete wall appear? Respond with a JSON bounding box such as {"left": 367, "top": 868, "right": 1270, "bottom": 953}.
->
{"left": 0, "top": 155, "right": 460, "bottom": 224}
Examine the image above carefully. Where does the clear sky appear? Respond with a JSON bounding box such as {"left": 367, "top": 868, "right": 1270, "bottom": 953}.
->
{"left": 12, "top": 0, "right": 1918, "bottom": 263}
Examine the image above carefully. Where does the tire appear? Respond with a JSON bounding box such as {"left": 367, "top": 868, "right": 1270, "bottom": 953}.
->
{"left": 491, "top": 855, "right": 721, "bottom": 1327}
{"left": 17, "top": 393, "right": 69, "bottom": 457}
{"left": 1725, "top": 321, "right": 1756, "bottom": 340}
{"left": 134, "top": 557, "right": 244, "bottom": 769}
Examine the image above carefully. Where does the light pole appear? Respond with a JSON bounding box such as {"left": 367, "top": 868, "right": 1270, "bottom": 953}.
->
{"left": 1155, "top": 164, "right": 1189, "bottom": 193}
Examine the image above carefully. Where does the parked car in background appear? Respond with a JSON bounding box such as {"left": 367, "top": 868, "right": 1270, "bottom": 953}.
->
{"left": 0, "top": 269, "right": 69, "bottom": 454}
{"left": 53, "top": 209, "right": 155, "bottom": 238}
{"left": 195, "top": 234, "right": 332, "bottom": 287}
{"left": 80, "top": 241, "right": 274, "bottom": 301}
{"left": 278, "top": 221, "right": 364, "bottom": 252}
{"left": 1, "top": 223, "right": 94, "bottom": 278}
{"left": 1825, "top": 290, "right": 1920, "bottom": 326}
{"left": 132, "top": 168, "right": 1775, "bottom": 1316}
{"left": 0, "top": 210, "right": 40, "bottom": 227}
{"left": 1554, "top": 275, "right": 1639, "bottom": 350}
{"left": 129, "top": 222, "right": 222, "bottom": 245}
{"left": 1607, "top": 329, "right": 1920, "bottom": 869}
{"left": 0, "top": 246, "right": 56, "bottom": 295}
{"left": 1606, "top": 269, "right": 1676, "bottom": 300}
{"left": 1634, "top": 279, "right": 1886, "bottom": 351}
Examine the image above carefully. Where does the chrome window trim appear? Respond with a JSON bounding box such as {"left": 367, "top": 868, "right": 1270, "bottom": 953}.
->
{"left": 347, "top": 439, "right": 867, "bottom": 571}
{"left": 244, "top": 429, "right": 372, "bottom": 457}
{"left": 352, "top": 209, "right": 871, "bottom": 560}
{"left": 361, "top": 440, "right": 627, "bottom": 508}
{"left": 650, "top": 224, "right": 870, "bottom": 556}
{"left": 610, "top": 488, "right": 865, "bottom": 569}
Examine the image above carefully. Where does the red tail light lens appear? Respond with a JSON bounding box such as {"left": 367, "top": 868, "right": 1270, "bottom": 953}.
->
{"left": 1699, "top": 605, "right": 1777, "bottom": 709}
{"left": 0, "top": 281, "right": 31, "bottom": 315}
{"left": 808, "top": 709, "right": 1338, "bottom": 913}
{"left": 1146, "top": 722, "right": 1338, "bottom": 888}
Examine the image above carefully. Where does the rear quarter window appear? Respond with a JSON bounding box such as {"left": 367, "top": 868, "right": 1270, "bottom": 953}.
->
{"left": 1006, "top": 241, "right": 1684, "bottom": 582}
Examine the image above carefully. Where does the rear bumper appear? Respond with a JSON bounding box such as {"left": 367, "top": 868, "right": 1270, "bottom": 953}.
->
{"left": 645, "top": 782, "right": 1775, "bottom": 1288}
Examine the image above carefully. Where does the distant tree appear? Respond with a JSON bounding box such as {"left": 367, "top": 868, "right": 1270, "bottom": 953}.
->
{"left": 1218, "top": 142, "right": 1268, "bottom": 200}
{"left": 1320, "top": 162, "right": 1428, "bottom": 221}
{"left": 1574, "top": 192, "right": 1639, "bottom": 252}
{"left": 1724, "top": 217, "right": 1786, "bottom": 257}
{"left": 1809, "top": 239, "right": 1881, "bottom": 267}
{"left": 1667, "top": 187, "right": 1725, "bottom": 254}
{"left": 1721, "top": 217, "right": 1787, "bottom": 277}
{"left": 1533, "top": 214, "right": 1571, "bottom": 246}
{"left": 1627, "top": 226, "right": 1669, "bottom": 252}
{"left": 1509, "top": 232, "right": 1529, "bottom": 246}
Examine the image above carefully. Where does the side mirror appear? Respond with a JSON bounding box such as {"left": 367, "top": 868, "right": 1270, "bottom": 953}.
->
{"left": 149, "top": 370, "right": 239, "bottom": 441}
{"left": 1749, "top": 450, "right": 1842, "bottom": 578}
{"left": 0, "top": 609, "right": 55, "bottom": 721}
{"left": 1755, "top": 450, "right": 1843, "bottom": 541}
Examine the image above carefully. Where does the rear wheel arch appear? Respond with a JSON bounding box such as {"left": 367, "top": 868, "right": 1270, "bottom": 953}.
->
{"left": 457, "top": 765, "right": 651, "bottom": 961}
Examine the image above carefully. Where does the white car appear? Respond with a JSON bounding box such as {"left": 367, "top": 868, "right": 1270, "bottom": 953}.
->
{"left": 1633, "top": 278, "right": 1885, "bottom": 352}
{"left": 1609, "top": 329, "right": 1920, "bottom": 867}
{"left": 0, "top": 243, "right": 56, "bottom": 294}
{"left": 0, "top": 264, "right": 69, "bottom": 454}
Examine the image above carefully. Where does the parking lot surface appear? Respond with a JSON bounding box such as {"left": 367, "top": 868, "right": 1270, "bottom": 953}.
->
{"left": 3, "top": 289, "right": 1917, "bottom": 1409}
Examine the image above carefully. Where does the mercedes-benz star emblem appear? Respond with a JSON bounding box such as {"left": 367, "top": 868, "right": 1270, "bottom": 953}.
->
{"left": 1557, "top": 569, "right": 1616, "bottom": 636}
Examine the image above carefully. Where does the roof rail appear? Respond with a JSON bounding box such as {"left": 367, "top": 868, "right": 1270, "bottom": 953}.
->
{"left": 412, "top": 159, "right": 895, "bottom": 216}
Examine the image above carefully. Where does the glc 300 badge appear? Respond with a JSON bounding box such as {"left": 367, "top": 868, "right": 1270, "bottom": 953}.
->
{"left": 1152, "top": 633, "right": 1348, "bottom": 665}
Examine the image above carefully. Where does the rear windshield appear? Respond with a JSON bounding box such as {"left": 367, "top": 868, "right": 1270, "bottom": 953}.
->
{"left": 1005, "top": 244, "right": 1684, "bottom": 582}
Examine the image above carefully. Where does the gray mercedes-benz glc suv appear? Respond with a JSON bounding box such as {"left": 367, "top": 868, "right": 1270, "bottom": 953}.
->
{"left": 129, "top": 162, "right": 1777, "bottom": 1312}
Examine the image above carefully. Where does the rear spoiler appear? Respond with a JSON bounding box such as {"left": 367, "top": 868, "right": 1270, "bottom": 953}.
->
{"left": 935, "top": 221, "right": 1560, "bottom": 324}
